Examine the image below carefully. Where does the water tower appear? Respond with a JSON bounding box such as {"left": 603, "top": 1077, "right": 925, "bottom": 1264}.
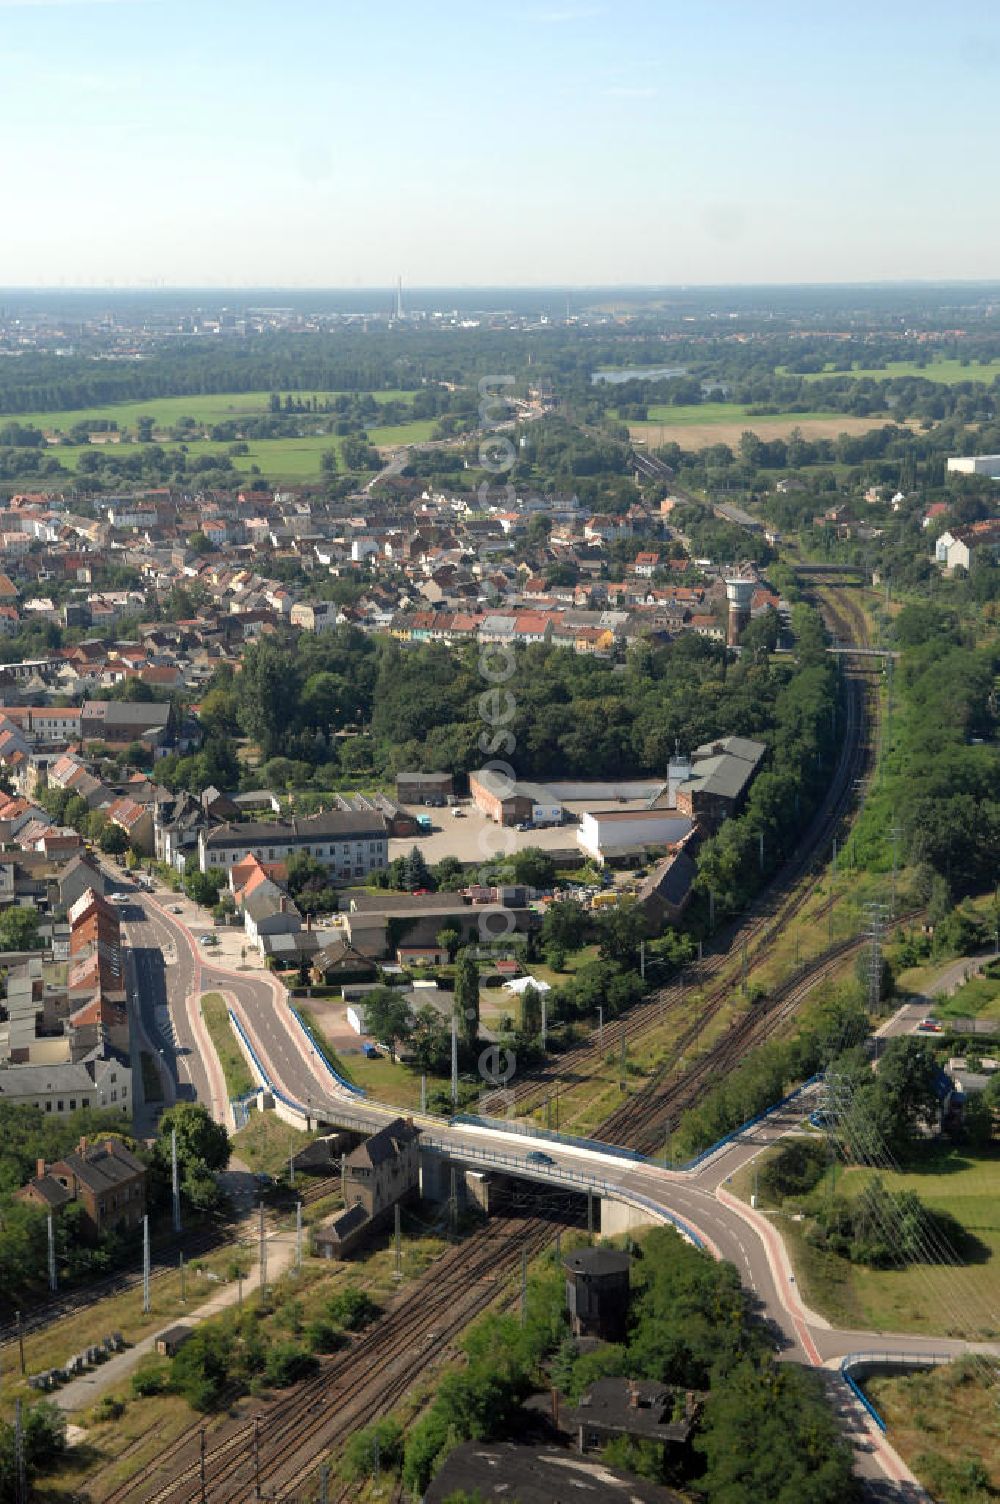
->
{"left": 724, "top": 573, "right": 756, "bottom": 647}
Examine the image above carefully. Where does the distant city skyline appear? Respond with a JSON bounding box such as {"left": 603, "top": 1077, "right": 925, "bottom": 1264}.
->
{"left": 3, "top": 0, "right": 999, "bottom": 287}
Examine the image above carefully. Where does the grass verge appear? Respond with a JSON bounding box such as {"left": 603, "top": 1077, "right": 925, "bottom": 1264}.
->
{"left": 201, "top": 993, "right": 255, "bottom": 1098}
{"left": 731, "top": 1142, "right": 1000, "bottom": 1339}
{"left": 868, "top": 1359, "right": 1000, "bottom": 1503}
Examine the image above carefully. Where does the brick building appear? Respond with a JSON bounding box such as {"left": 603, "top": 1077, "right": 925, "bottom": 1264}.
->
{"left": 18, "top": 1135, "right": 147, "bottom": 1239}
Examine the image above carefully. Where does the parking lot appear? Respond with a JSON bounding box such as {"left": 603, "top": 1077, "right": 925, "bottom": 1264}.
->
{"left": 388, "top": 794, "right": 656, "bottom": 867}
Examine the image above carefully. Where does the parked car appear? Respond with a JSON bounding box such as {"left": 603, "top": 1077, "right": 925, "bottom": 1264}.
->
{"left": 917, "top": 1018, "right": 943, "bottom": 1032}
{"left": 198, "top": 934, "right": 219, "bottom": 947}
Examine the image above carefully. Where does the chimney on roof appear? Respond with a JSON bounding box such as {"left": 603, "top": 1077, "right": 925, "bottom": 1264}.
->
{"left": 78, "top": 1136, "right": 88, "bottom": 1157}
{"left": 628, "top": 1380, "right": 640, "bottom": 1409}
{"left": 36, "top": 1157, "right": 46, "bottom": 1179}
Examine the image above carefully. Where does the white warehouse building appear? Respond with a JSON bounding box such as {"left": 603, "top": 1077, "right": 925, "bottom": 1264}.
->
{"left": 577, "top": 809, "right": 693, "bottom": 865}
{"left": 946, "top": 455, "right": 1000, "bottom": 478}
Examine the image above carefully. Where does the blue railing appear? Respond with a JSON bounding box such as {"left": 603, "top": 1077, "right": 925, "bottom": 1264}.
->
{"left": 288, "top": 1006, "right": 366, "bottom": 1097}
{"left": 452, "top": 1074, "right": 823, "bottom": 1173}
{"left": 839, "top": 1351, "right": 952, "bottom": 1434}
{"left": 668, "top": 1074, "right": 824, "bottom": 1173}
{"left": 420, "top": 1134, "right": 705, "bottom": 1249}
{"left": 228, "top": 1009, "right": 309, "bottom": 1118}
{"left": 231, "top": 1087, "right": 258, "bottom": 1131}
{"left": 452, "top": 1112, "right": 646, "bottom": 1163}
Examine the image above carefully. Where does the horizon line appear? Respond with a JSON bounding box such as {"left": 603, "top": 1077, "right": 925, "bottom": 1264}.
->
{"left": 4, "top": 278, "right": 1000, "bottom": 294}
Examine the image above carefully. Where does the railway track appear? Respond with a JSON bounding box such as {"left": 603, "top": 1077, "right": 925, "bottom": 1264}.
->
{"left": 98, "top": 1210, "right": 561, "bottom": 1504}
{"left": 0, "top": 1184, "right": 338, "bottom": 1360}
{"left": 0, "top": 1220, "right": 235, "bottom": 1355}
{"left": 595, "top": 584, "right": 882, "bottom": 1155}
{"left": 483, "top": 580, "right": 878, "bottom": 1130}
{"left": 74, "top": 583, "right": 881, "bottom": 1504}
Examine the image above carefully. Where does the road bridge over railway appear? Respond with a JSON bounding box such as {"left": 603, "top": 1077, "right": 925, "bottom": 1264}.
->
{"left": 114, "top": 837, "right": 991, "bottom": 1501}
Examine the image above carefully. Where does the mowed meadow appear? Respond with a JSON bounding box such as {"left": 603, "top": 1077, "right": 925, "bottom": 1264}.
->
{"left": 791, "top": 356, "right": 1000, "bottom": 385}
{"left": 4, "top": 389, "right": 438, "bottom": 481}
{"left": 629, "top": 403, "right": 912, "bottom": 451}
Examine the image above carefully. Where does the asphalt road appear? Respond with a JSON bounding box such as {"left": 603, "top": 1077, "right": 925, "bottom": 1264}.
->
{"left": 122, "top": 893, "right": 207, "bottom": 1126}
{"left": 123, "top": 877, "right": 995, "bottom": 1499}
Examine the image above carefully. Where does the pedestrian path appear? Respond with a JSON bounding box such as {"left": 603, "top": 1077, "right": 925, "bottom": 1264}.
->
{"left": 54, "top": 1226, "right": 299, "bottom": 1414}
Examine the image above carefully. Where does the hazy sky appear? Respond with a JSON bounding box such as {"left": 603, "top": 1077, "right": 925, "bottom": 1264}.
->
{"left": 3, "top": 0, "right": 999, "bottom": 287}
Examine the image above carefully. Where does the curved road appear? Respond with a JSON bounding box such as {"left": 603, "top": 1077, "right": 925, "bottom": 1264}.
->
{"left": 123, "top": 877, "right": 991, "bottom": 1500}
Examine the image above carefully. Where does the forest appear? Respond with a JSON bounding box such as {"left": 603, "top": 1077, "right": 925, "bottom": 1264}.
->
{"left": 177, "top": 605, "right": 836, "bottom": 799}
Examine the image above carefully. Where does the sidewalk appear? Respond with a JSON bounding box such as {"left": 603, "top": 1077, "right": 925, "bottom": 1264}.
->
{"left": 53, "top": 1224, "right": 300, "bottom": 1414}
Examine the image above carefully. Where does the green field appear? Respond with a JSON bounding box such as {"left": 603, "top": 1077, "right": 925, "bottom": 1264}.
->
{"left": 737, "top": 1143, "right": 1000, "bottom": 1338}
{"left": 932, "top": 961, "right": 1000, "bottom": 1022}
{"left": 0, "top": 387, "right": 440, "bottom": 483}
{"left": 9, "top": 388, "right": 418, "bottom": 435}
{"left": 789, "top": 358, "right": 1000, "bottom": 386}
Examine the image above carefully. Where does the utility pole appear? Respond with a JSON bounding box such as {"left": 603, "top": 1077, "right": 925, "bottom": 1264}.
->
{"left": 420, "top": 1073, "right": 427, "bottom": 1113}
{"left": 142, "top": 1214, "right": 150, "bottom": 1314}
{"left": 394, "top": 1202, "right": 402, "bottom": 1281}
{"left": 171, "top": 1127, "right": 181, "bottom": 1235}
{"left": 295, "top": 1201, "right": 303, "bottom": 1274}
{"left": 449, "top": 1166, "right": 458, "bottom": 1237}
{"left": 258, "top": 1202, "right": 267, "bottom": 1305}
{"left": 47, "top": 1212, "right": 57, "bottom": 1292}
{"left": 758, "top": 830, "right": 765, "bottom": 872}
{"left": 14, "top": 1400, "right": 25, "bottom": 1504}
{"left": 340, "top": 1151, "right": 346, "bottom": 1203}
{"left": 890, "top": 825, "right": 901, "bottom": 918}
{"left": 863, "top": 902, "right": 890, "bottom": 1015}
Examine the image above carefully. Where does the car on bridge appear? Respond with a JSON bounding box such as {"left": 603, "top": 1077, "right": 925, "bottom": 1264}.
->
{"left": 525, "top": 1150, "right": 556, "bottom": 1167}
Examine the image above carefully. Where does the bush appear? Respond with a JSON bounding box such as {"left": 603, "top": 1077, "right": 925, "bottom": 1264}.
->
{"left": 92, "top": 1395, "right": 126, "bottom": 1423}
{"left": 760, "top": 1139, "right": 828, "bottom": 1201}
{"left": 305, "top": 1317, "right": 345, "bottom": 1353}
{"left": 131, "top": 1357, "right": 171, "bottom": 1397}
{"left": 342, "top": 1417, "right": 404, "bottom": 1482}
{"left": 327, "top": 1286, "right": 380, "bottom": 1331}
{"left": 263, "top": 1340, "right": 315, "bottom": 1387}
